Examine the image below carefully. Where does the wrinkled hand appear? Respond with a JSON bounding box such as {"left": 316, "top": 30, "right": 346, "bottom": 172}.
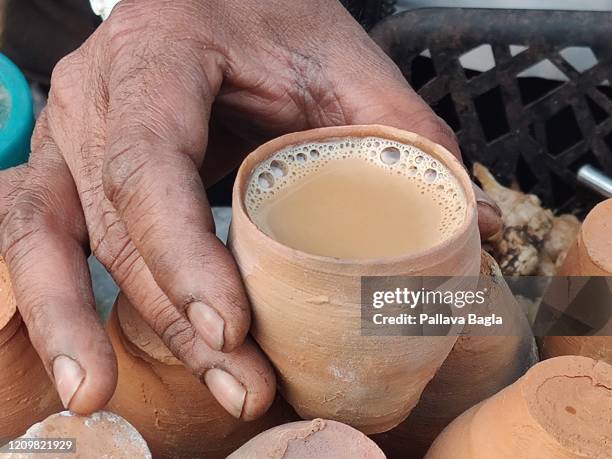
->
{"left": 0, "top": 0, "right": 502, "bottom": 419}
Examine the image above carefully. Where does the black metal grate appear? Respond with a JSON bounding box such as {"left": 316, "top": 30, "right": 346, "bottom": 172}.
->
{"left": 372, "top": 8, "right": 612, "bottom": 216}
{"left": 342, "top": 0, "right": 397, "bottom": 30}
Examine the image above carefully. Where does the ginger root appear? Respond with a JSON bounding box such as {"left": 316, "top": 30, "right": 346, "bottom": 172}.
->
{"left": 474, "top": 163, "right": 580, "bottom": 276}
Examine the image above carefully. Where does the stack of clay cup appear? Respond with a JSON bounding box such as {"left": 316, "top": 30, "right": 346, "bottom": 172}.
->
{"left": 541, "top": 198, "right": 612, "bottom": 363}
{"left": 3, "top": 129, "right": 611, "bottom": 458}
{"left": 372, "top": 251, "right": 539, "bottom": 458}
{"left": 105, "top": 294, "right": 292, "bottom": 458}
{"left": 425, "top": 355, "right": 611, "bottom": 459}
{"left": 420, "top": 199, "right": 612, "bottom": 459}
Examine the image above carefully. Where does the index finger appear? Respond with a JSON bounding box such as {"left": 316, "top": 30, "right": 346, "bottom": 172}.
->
{"left": 101, "top": 48, "right": 250, "bottom": 353}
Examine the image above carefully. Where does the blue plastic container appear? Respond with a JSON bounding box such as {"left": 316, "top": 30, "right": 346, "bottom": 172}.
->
{"left": 0, "top": 53, "right": 33, "bottom": 170}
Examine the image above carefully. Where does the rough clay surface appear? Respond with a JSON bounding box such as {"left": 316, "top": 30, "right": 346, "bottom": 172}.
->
{"left": 6, "top": 411, "right": 151, "bottom": 459}
{"left": 581, "top": 199, "right": 612, "bottom": 273}
{"left": 0, "top": 258, "right": 62, "bottom": 439}
{"left": 373, "top": 251, "right": 539, "bottom": 457}
{"left": 106, "top": 296, "right": 289, "bottom": 458}
{"left": 543, "top": 198, "right": 612, "bottom": 364}
{"left": 116, "top": 293, "right": 179, "bottom": 365}
{"left": 228, "top": 419, "right": 386, "bottom": 459}
{"left": 425, "top": 356, "right": 612, "bottom": 459}
{"left": 543, "top": 336, "right": 612, "bottom": 365}
{"left": 525, "top": 358, "right": 612, "bottom": 458}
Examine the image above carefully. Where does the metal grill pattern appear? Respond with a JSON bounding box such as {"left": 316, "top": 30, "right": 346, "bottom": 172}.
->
{"left": 372, "top": 8, "right": 612, "bottom": 215}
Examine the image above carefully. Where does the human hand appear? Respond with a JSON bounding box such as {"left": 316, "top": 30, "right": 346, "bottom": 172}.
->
{"left": 0, "top": 0, "right": 501, "bottom": 419}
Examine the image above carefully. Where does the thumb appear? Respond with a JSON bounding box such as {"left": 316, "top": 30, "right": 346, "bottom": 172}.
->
{"left": 351, "top": 86, "right": 503, "bottom": 239}
{"left": 321, "top": 38, "right": 503, "bottom": 239}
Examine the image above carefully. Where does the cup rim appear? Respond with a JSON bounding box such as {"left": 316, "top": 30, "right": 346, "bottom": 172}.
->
{"left": 233, "top": 124, "right": 478, "bottom": 268}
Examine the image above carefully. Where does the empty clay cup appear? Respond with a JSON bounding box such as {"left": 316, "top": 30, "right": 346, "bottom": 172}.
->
{"left": 5, "top": 411, "right": 151, "bottom": 458}
{"left": 425, "top": 356, "right": 612, "bottom": 459}
{"left": 228, "top": 419, "right": 385, "bottom": 459}
{"left": 542, "top": 198, "right": 612, "bottom": 364}
{"left": 105, "top": 294, "right": 293, "bottom": 458}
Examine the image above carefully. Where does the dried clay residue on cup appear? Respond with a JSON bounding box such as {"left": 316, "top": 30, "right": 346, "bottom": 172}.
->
{"left": 6, "top": 411, "right": 151, "bottom": 459}
{"left": 525, "top": 358, "right": 612, "bottom": 457}
{"left": 228, "top": 419, "right": 385, "bottom": 459}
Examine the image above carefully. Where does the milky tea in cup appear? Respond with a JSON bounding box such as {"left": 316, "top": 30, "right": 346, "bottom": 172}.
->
{"left": 244, "top": 136, "right": 467, "bottom": 259}
{"left": 229, "top": 127, "right": 480, "bottom": 433}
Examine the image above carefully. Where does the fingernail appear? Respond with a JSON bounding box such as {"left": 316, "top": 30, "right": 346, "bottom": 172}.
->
{"left": 186, "top": 302, "right": 225, "bottom": 351}
{"left": 204, "top": 369, "right": 246, "bottom": 419}
{"left": 53, "top": 356, "right": 85, "bottom": 409}
{"left": 477, "top": 201, "right": 505, "bottom": 241}
{"left": 477, "top": 199, "right": 503, "bottom": 218}
{"left": 473, "top": 185, "right": 502, "bottom": 218}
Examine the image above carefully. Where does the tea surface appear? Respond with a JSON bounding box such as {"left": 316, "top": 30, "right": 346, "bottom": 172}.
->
{"left": 245, "top": 137, "right": 466, "bottom": 259}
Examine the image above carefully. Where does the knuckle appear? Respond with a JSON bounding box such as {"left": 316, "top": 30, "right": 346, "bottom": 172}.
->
{"left": 50, "top": 55, "right": 74, "bottom": 85}
{"left": 151, "top": 304, "right": 197, "bottom": 359}
{"left": 414, "top": 113, "right": 459, "bottom": 146}
{"left": 106, "top": 0, "right": 206, "bottom": 45}
{"left": 0, "top": 168, "right": 29, "bottom": 223}
{"left": 0, "top": 179, "right": 81, "bottom": 258}
{"left": 89, "top": 209, "right": 124, "bottom": 259}
{"left": 49, "top": 52, "right": 83, "bottom": 108}
{"left": 30, "top": 112, "right": 52, "bottom": 153}
{"left": 104, "top": 1, "right": 169, "bottom": 62}
{"left": 106, "top": 0, "right": 147, "bottom": 30}
{"left": 102, "top": 143, "right": 150, "bottom": 205}
{"left": 0, "top": 201, "right": 43, "bottom": 256}
{"left": 92, "top": 223, "right": 140, "bottom": 285}
{"left": 286, "top": 54, "right": 348, "bottom": 126}
{"left": 107, "top": 239, "right": 139, "bottom": 282}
